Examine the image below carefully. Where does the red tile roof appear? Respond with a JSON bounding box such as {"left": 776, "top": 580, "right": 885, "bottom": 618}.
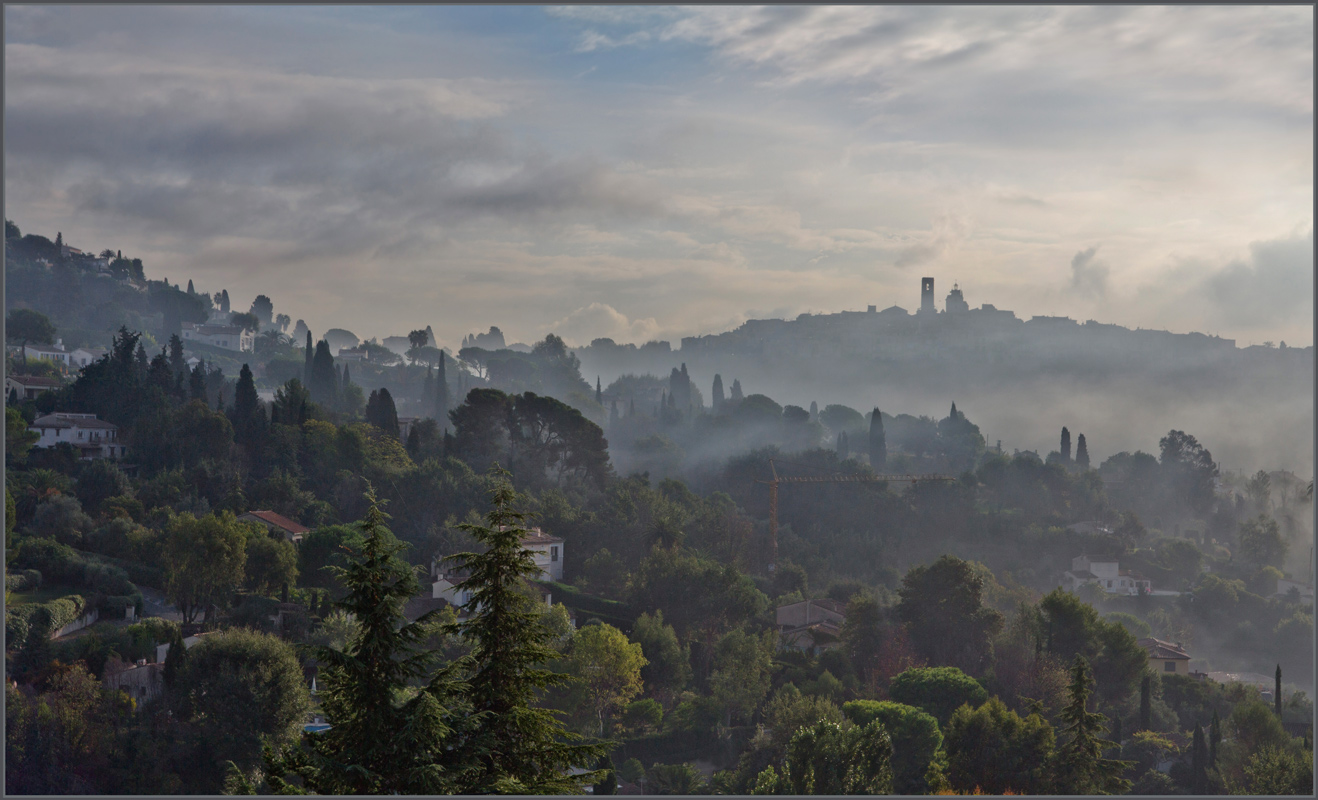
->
{"left": 520, "top": 527, "right": 564, "bottom": 545}
{"left": 7, "top": 375, "right": 63, "bottom": 387}
{"left": 240, "top": 510, "right": 310, "bottom": 534}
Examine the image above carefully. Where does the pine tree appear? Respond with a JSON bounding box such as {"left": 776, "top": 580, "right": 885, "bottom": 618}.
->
{"left": 259, "top": 487, "right": 477, "bottom": 794}
{"left": 1061, "top": 427, "right": 1072, "bottom": 461}
{"left": 869, "top": 408, "right": 887, "bottom": 471}
{"left": 712, "top": 374, "right": 725, "bottom": 413}
{"left": 1275, "top": 664, "right": 1282, "bottom": 716}
{"left": 1054, "top": 655, "right": 1131, "bottom": 795}
{"left": 447, "top": 469, "right": 608, "bottom": 792}
{"left": 1139, "top": 675, "right": 1151, "bottom": 731}
{"left": 1076, "top": 434, "right": 1090, "bottom": 468}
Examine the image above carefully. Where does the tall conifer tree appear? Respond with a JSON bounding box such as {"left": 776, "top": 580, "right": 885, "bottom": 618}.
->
{"left": 1061, "top": 427, "right": 1072, "bottom": 461}
{"left": 1076, "top": 434, "right": 1090, "bottom": 468}
{"left": 712, "top": 374, "right": 725, "bottom": 413}
{"left": 447, "top": 469, "right": 607, "bottom": 792}
{"left": 304, "top": 330, "right": 314, "bottom": 384}
{"left": 869, "top": 408, "right": 887, "bottom": 471}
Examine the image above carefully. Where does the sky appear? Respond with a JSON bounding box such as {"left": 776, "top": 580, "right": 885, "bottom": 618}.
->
{"left": 5, "top": 5, "right": 1313, "bottom": 350}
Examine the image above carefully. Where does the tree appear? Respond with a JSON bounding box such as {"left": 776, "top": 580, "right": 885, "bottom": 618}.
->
{"left": 1190, "top": 722, "right": 1208, "bottom": 793}
{"left": 869, "top": 408, "right": 887, "bottom": 470}
{"left": 309, "top": 340, "right": 338, "bottom": 407}
{"left": 6, "top": 308, "right": 56, "bottom": 368}
{"left": 842, "top": 700, "right": 943, "bottom": 793}
{"left": 1158, "top": 430, "right": 1219, "bottom": 516}
{"left": 220, "top": 289, "right": 231, "bottom": 314}
{"left": 7, "top": 405, "right": 39, "bottom": 465}
{"left": 1275, "top": 663, "right": 1282, "bottom": 716}
{"left": 249, "top": 294, "right": 274, "bottom": 327}
{"left": 1076, "top": 433, "right": 1090, "bottom": 468}
{"left": 730, "top": 379, "right": 744, "bottom": 402}
{"left": 243, "top": 532, "right": 299, "bottom": 597}
{"left": 173, "top": 627, "right": 310, "bottom": 792}
{"left": 297, "top": 524, "right": 366, "bottom": 590}
{"left": 564, "top": 623, "right": 647, "bottom": 734}
{"left": 1052, "top": 655, "right": 1131, "bottom": 795}
{"left": 763, "top": 719, "right": 894, "bottom": 795}
{"left": 630, "top": 610, "right": 692, "bottom": 700}
{"left": 447, "top": 467, "right": 607, "bottom": 793}
{"left": 271, "top": 378, "right": 312, "bottom": 426}
{"left": 229, "top": 311, "right": 259, "bottom": 332}
{"left": 889, "top": 666, "right": 989, "bottom": 726}
{"left": 709, "top": 628, "right": 776, "bottom": 726}
{"left": 448, "top": 388, "right": 513, "bottom": 474}
{"left": 258, "top": 487, "right": 476, "bottom": 794}
{"left": 1239, "top": 746, "right": 1314, "bottom": 795}
{"left": 897, "top": 555, "right": 1003, "bottom": 675}
{"left": 1061, "top": 427, "right": 1072, "bottom": 461}
{"left": 943, "top": 697, "right": 1055, "bottom": 794}
{"left": 303, "top": 330, "right": 314, "bottom": 384}
{"left": 1140, "top": 674, "right": 1152, "bottom": 731}
{"left": 1239, "top": 515, "right": 1286, "bottom": 567}
{"left": 161, "top": 512, "right": 249, "bottom": 624}
{"left": 364, "top": 388, "right": 400, "bottom": 438}
{"left": 230, "top": 363, "right": 266, "bottom": 448}
{"left": 435, "top": 352, "right": 450, "bottom": 425}
{"left": 74, "top": 458, "right": 130, "bottom": 515}
{"left": 407, "top": 329, "right": 429, "bottom": 364}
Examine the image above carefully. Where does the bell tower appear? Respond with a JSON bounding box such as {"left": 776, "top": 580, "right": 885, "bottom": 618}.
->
{"left": 920, "top": 277, "right": 936, "bottom": 314}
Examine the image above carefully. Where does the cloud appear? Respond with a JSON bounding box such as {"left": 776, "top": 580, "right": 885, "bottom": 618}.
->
{"left": 1069, "top": 245, "right": 1110, "bottom": 298}
{"left": 1197, "top": 229, "right": 1313, "bottom": 330}
{"left": 574, "top": 30, "right": 651, "bottom": 53}
{"left": 546, "top": 303, "right": 663, "bottom": 346}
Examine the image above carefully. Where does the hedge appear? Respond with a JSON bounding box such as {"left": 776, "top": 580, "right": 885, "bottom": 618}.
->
{"left": 11, "top": 538, "right": 137, "bottom": 596}
{"left": 4, "top": 569, "right": 42, "bottom": 592}
{"left": 6, "top": 594, "right": 89, "bottom": 645}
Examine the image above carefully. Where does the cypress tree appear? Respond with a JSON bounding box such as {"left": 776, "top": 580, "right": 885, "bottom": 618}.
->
{"left": 596, "top": 376, "right": 602, "bottom": 405}
{"left": 869, "top": 408, "right": 887, "bottom": 471}
{"left": 609, "top": 400, "right": 619, "bottom": 427}
{"left": 310, "top": 340, "right": 337, "bottom": 407}
{"left": 809, "top": 400, "right": 818, "bottom": 421}
{"left": 186, "top": 279, "right": 195, "bottom": 294}
{"left": 730, "top": 379, "right": 743, "bottom": 402}
{"left": 950, "top": 401, "right": 958, "bottom": 419}
{"left": 629, "top": 398, "right": 635, "bottom": 417}
{"left": 1275, "top": 663, "right": 1282, "bottom": 716}
{"left": 447, "top": 468, "right": 608, "bottom": 792}
{"left": 304, "top": 330, "right": 314, "bottom": 384}
{"left": 1139, "top": 674, "right": 1151, "bottom": 731}
{"left": 712, "top": 374, "right": 725, "bottom": 413}
{"left": 1076, "top": 434, "right": 1090, "bottom": 468}
{"left": 423, "top": 367, "right": 435, "bottom": 415}
{"left": 838, "top": 431, "right": 849, "bottom": 460}
{"left": 342, "top": 365, "right": 352, "bottom": 394}
{"left": 593, "top": 755, "right": 617, "bottom": 795}
{"left": 7, "top": 387, "right": 17, "bottom": 405}
{"left": 1191, "top": 722, "right": 1207, "bottom": 794}
{"left": 436, "top": 352, "right": 449, "bottom": 426}
{"left": 1061, "top": 427, "right": 1072, "bottom": 461}
{"left": 168, "top": 334, "right": 187, "bottom": 376}
{"left": 679, "top": 363, "right": 691, "bottom": 408}
{"left": 1208, "top": 710, "right": 1220, "bottom": 768}
{"left": 221, "top": 289, "right": 230, "bottom": 314}
{"left": 231, "top": 363, "right": 266, "bottom": 447}
{"left": 365, "top": 388, "right": 400, "bottom": 438}
{"left": 162, "top": 629, "right": 186, "bottom": 687}
{"left": 189, "top": 362, "right": 207, "bottom": 400}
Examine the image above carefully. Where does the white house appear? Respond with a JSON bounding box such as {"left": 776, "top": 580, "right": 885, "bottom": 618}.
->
{"left": 5, "top": 374, "right": 63, "bottom": 400}
{"left": 24, "top": 340, "right": 72, "bottom": 365}
{"left": 1062, "top": 554, "right": 1151, "bottom": 596}
{"left": 1271, "top": 578, "right": 1314, "bottom": 602}
{"left": 180, "top": 322, "right": 254, "bottom": 352}
{"left": 776, "top": 598, "right": 848, "bottom": 654}
{"left": 28, "top": 413, "right": 126, "bottom": 459}
{"left": 337, "top": 347, "right": 367, "bottom": 362}
{"left": 70, "top": 347, "right": 109, "bottom": 368}
{"left": 432, "top": 528, "right": 564, "bottom": 608}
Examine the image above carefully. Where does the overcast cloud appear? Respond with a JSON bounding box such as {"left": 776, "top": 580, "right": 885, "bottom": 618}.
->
{"left": 4, "top": 5, "right": 1311, "bottom": 349}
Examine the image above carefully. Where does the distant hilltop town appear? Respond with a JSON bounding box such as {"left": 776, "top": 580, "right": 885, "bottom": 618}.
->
{"left": 670, "top": 276, "right": 1305, "bottom": 367}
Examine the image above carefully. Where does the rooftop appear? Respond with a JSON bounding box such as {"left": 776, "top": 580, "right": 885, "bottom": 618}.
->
{"left": 31, "top": 413, "right": 118, "bottom": 430}
{"left": 239, "top": 510, "right": 310, "bottom": 534}
{"left": 1137, "top": 637, "right": 1190, "bottom": 660}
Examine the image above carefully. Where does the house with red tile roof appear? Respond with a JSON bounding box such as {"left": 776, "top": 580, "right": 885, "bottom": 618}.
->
{"left": 239, "top": 510, "right": 310, "bottom": 543}
{"left": 1137, "top": 637, "right": 1192, "bottom": 675}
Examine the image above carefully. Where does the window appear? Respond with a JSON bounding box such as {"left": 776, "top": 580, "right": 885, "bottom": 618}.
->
{"left": 551, "top": 546, "right": 558, "bottom": 562}
{"left": 1164, "top": 661, "right": 1177, "bottom": 672}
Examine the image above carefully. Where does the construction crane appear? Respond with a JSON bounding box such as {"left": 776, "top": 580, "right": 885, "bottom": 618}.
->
{"left": 755, "top": 458, "right": 957, "bottom": 571}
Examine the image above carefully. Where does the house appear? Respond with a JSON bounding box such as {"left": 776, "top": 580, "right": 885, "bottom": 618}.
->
{"left": 238, "top": 510, "right": 310, "bottom": 543}
{"left": 154, "top": 632, "right": 214, "bottom": 664}
{"left": 776, "top": 598, "right": 848, "bottom": 655}
{"left": 1137, "top": 637, "right": 1192, "bottom": 676}
{"left": 1270, "top": 578, "right": 1314, "bottom": 602}
{"left": 70, "top": 346, "right": 109, "bottom": 368}
{"left": 431, "top": 528, "right": 562, "bottom": 608}
{"left": 430, "top": 567, "right": 554, "bottom": 612}
{"left": 519, "top": 528, "right": 565, "bottom": 582}
{"left": 103, "top": 658, "right": 164, "bottom": 707}
{"left": 1205, "top": 671, "right": 1275, "bottom": 692}
{"left": 337, "top": 347, "right": 367, "bottom": 362}
{"left": 5, "top": 374, "right": 63, "bottom": 400}
{"left": 24, "top": 340, "right": 72, "bottom": 365}
{"left": 398, "top": 416, "right": 421, "bottom": 441}
{"left": 180, "top": 322, "right": 254, "bottom": 352}
{"left": 28, "top": 413, "right": 125, "bottom": 459}
{"left": 1062, "top": 554, "right": 1151, "bottom": 596}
